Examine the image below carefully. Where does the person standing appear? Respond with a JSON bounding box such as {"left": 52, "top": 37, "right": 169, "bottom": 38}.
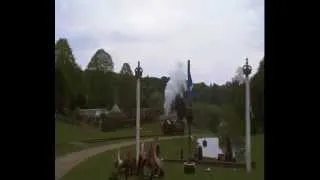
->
{"left": 154, "top": 137, "right": 160, "bottom": 157}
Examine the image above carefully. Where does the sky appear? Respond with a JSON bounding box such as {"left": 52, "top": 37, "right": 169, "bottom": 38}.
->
{"left": 55, "top": 0, "right": 264, "bottom": 85}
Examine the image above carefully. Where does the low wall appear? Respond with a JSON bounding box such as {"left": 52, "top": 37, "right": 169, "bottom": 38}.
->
{"left": 163, "top": 159, "right": 256, "bottom": 169}
{"left": 81, "top": 134, "right": 182, "bottom": 143}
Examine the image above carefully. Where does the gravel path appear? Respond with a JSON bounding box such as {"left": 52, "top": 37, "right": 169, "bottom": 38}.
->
{"left": 55, "top": 135, "right": 186, "bottom": 180}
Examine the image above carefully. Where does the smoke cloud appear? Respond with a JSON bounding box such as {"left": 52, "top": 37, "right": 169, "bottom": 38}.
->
{"left": 163, "top": 62, "right": 187, "bottom": 115}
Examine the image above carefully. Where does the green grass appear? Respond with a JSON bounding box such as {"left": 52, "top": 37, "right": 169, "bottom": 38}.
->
{"left": 55, "top": 121, "right": 162, "bottom": 157}
{"left": 56, "top": 121, "right": 162, "bottom": 144}
{"left": 61, "top": 134, "right": 264, "bottom": 180}
{"left": 56, "top": 120, "right": 211, "bottom": 144}
{"left": 56, "top": 121, "right": 105, "bottom": 145}
{"left": 55, "top": 140, "right": 125, "bottom": 157}
{"left": 55, "top": 120, "right": 212, "bottom": 157}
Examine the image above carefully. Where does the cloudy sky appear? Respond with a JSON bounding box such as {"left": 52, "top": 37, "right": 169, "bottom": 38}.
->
{"left": 55, "top": 0, "right": 264, "bottom": 85}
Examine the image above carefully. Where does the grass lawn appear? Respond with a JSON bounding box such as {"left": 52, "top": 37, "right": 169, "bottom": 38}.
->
{"left": 61, "top": 134, "right": 264, "bottom": 180}
{"left": 56, "top": 121, "right": 162, "bottom": 145}
{"left": 55, "top": 140, "right": 126, "bottom": 157}
{"left": 55, "top": 120, "right": 212, "bottom": 157}
{"left": 56, "top": 121, "right": 162, "bottom": 157}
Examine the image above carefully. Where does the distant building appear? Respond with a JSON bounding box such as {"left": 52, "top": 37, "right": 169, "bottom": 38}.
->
{"left": 110, "top": 104, "right": 121, "bottom": 113}
{"left": 79, "top": 108, "right": 109, "bottom": 119}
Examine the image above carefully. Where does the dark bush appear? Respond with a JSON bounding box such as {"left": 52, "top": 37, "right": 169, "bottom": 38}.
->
{"left": 101, "top": 112, "right": 130, "bottom": 132}
{"left": 141, "top": 108, "right": 161, "bottom": 123}
{"left": 162, "top": 120, "right": 185, "bottom": 135}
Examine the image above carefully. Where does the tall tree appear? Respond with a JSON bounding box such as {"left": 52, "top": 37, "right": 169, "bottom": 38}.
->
{"left": 83, "top": 70, "right": 116, "bottom": 109}
{"left": 120, "top": 63, "right": 133, "bottom": 75}
{"left": 55, "top": 67, "right": 68, "bottom": 111}
{"left": 55, "top": 38, "right": 83, "bottom": 110}
{"left": 87, "top": 49, "right": 114, "bottom": 72}
{"left": 251, "top": 58, "right": 264, "bottom": 133}
{"left": 218, "top": 104, "right": 244, "bottom": 138}
{"left": 55, "top": 38, "right": 77, "bottom": 66}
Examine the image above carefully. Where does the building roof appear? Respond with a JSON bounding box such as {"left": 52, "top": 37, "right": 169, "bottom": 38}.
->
{"left": 110, "top": 104, "right": 121, "bottom": 113}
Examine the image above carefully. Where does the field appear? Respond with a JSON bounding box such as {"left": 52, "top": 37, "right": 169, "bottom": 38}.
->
{"left": 61, "top": 134, "right": 264, "bottom": 180}
{"left": 55, "top": 120, "right": 212, "bottom": 157}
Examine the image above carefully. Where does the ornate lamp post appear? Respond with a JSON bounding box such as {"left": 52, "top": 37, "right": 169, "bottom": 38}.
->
{"left": 183, "top": 60, "right": 196, "bottom": 174}
{"left": 135, "top": 61, "right": 143, "bottom": 165}
{"left": 242, "top": 57, "right": 252, "bottom": 172}
{"left": 186, "top": 60, "right": 193, "bottom": 157}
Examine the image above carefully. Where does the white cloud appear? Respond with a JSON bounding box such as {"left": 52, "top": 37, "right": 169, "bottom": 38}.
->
{"left": 55, "top": 0, "right": 264, "bottom": 85}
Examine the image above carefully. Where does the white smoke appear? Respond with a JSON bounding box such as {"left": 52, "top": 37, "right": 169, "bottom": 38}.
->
{"left": 163, "top": 62, "right": 187, "bottom": 115}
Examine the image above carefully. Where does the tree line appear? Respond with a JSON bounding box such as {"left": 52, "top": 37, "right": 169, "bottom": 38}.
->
{"left": 55, "top": 38, "right": 264, "bottom": 135}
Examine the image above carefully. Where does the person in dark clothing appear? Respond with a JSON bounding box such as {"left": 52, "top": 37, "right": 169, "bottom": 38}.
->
{"left": 155, "top": 144, "right": 160, "bottom": 157}
{"left": 202, "top": 139, "right": 207, "bottom": 147}
{"left": 154, "top": 137, "right": 160, "bottom": 157}
{"left": 225, "top": 136, "right": 233, "bottom": 162}
{"left": 198, "top": 145, "right": 203, "bottom": 160}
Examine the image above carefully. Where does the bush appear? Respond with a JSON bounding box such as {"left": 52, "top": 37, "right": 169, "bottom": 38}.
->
{"left": 101, "top": 112, "right": 130, "bottom": 132}
{"left": 192, "top": 103, "right": 222, "bottom": 132}
{"left": 217, "top": 104, "right": 244, "bottom": 138}
{"left": 161, "top": 120, "right": 185, "bottom": 135}
{"left": 142, "top": 108, "right": 161, "bottom": 123}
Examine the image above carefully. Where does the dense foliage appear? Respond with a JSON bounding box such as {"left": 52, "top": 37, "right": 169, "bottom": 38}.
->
{"left": 55, "top": 38, "right": 264, "bottom": 134}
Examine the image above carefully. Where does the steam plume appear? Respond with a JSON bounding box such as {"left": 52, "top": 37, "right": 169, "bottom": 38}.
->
{"left": 163, "top": 62, "right": 187, "bottom": 115}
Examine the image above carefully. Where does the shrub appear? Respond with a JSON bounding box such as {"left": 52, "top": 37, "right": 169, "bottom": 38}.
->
{"left": 101, "top": 112, "right": 130, "bottom": 132}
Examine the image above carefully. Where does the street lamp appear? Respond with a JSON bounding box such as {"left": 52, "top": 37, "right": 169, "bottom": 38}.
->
{"left": 135, "top": 61, "right": 143, "bottom": 165}
{"left": 242, "top": 57, "right": 252, "bottom": 173}
{"left": 186, "top": 60, "right": 193, "bottom": 157}
{"left": 243, "top": 58, "right": 252, "bottom": 78}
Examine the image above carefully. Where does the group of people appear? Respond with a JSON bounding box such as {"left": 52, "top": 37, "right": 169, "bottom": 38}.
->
{"left": 113, "top": 137, "right": 163, "bottom": 179}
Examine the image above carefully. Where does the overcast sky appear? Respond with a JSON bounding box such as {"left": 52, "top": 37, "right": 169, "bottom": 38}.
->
{"left": 55, "top": 0, "right": 264, "bottom": 85}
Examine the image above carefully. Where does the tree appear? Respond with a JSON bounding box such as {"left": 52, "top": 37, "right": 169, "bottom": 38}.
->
{"left": 251, "top": 58, "right": 264, "bottom": 133}
{"left": 82, "top": 70, "right": 116, "bottom": 109}
{"left": 55, "top": 38, "right": 77, "bottom": 66}
{"left": 55, "top": 67, "right": 68, "bottom": 111}
{"left": 55, "top": 38, "right": 83, "bottom": 111}
{"left": 87, "top": 49, "right": 114, "bottom": 72}
{"left": 147, "top": 91, "right": 163, "bottom": 109}
{"left": 116, "top": 74, "right": 136, "bottom": 114}
{"left": 120, "top": 63, "right": 133, "bottom": 75}
{"left": 75, "top": 93, "right": 86, "bottom": 108}
{"left": 141, "top": 76, "right": 166, "bottom": 109}
{"left": 54, "top": 38, "right": 264, "bottom": 134}
{"left": 192, "top": 103, "right": 222, "bottom": 131}
{"left": 218, "top": 104, "right": 244, "bottom": 138}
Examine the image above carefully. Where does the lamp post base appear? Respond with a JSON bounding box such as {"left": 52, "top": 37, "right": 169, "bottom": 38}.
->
{"left": 183, "top": 160, "right": 196, "bottom": 174}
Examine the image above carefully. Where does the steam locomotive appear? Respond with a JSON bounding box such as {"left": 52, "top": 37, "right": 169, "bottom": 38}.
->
{"left": 160, "top": 94, "right": 192, "bottom": 135}
{"left": 159, "top": 113, "right": 185, "bottom": 135}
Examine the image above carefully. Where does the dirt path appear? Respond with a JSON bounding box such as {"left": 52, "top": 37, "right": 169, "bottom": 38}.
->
{"left": 55, "top": 135, "right": 186, "bottom": 180}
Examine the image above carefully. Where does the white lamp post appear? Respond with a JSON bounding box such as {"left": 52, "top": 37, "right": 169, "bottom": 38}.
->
{"left": 242, "top": 57, "right": 252, "bottom": 173}
{"left": 135, "top": 61, "right": 143, "bottom": 165}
